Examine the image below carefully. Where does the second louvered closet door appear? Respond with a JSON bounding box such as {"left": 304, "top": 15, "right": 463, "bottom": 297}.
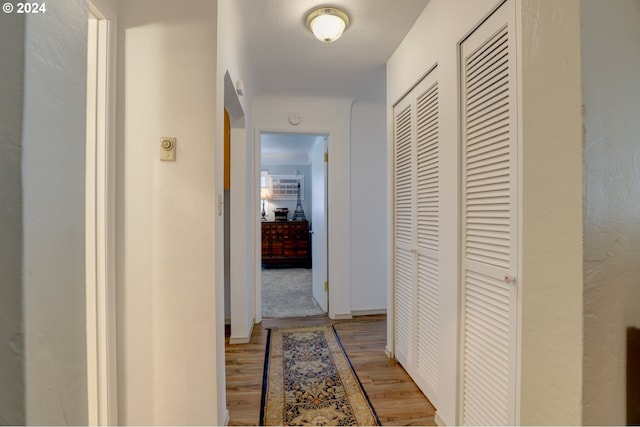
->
{"left": 460, "top": 1, "right": 518, "bottom": 425}
{"left": 393, "top": 67, "right": 440, "bottom": 407}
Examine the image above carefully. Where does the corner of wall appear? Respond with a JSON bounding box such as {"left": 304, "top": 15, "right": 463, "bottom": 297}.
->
{"left": 581, "top": 0, "right": 640, "bottom": 424}
{"left": 0, "top": 11, "right": 26, "bottom": 426}
{"left": 22, "top": 1, "right": 90, "bottom": 424}
{"left": 519, "top": 0, "right": 584, "bottom": 424}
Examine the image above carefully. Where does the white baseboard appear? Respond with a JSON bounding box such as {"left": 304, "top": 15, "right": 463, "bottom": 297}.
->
{"left": 351, "top": 309, "right": 387, "bottom": 316}
{"left": 434, "top": 411, "right": 447, "bottom": 426}
{"left": 384, "top": 345, "right": 394, "bottom": 359}
{"left": 229, "top": 336, "right": 250, "bottom": 344}
{"left": 330, "top": 312, "right": 353, "bottom": 320}
{"left": 228, "top": 322, "right": 254, "bottom": 345}
{"left": 222, "top": 408, "right": 229, "bottom": 426}
{"left": 329, "top": 310, "right": 386, "bottom": 320}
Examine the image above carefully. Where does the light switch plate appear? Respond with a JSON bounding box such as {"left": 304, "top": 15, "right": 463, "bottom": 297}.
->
{"left": 160, "top": 137, "right": 176, "bottom": 161}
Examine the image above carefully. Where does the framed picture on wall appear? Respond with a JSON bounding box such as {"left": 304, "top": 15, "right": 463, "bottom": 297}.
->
{"left": 269, "top": 175, "right": 304, "bottom": 200}
{"left": 261, "top": 170, "right": 270, "bottom": 188}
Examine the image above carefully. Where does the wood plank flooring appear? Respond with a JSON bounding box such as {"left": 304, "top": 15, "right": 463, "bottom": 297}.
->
{"left": 225, "top": 314, "right": 436, "bottom": 426}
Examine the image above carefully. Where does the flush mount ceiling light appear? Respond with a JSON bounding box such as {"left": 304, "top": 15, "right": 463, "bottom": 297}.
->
{"left": 305, "top": 7, "right": 350, "bottom": 44}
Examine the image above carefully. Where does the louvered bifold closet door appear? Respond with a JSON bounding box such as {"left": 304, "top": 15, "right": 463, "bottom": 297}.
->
{"left": 393, "top": 97, "right": 416, "bottom": 369}
{"left": 393, "top": 68, "right": 441, "bottom": 407}
{"left": 414, "top": 74, "right": 440, "bottom": 401}
{"left": 460, "top": 1, "right": 518, "bottom": 425}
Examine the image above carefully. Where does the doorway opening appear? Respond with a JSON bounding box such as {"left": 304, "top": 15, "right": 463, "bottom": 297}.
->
{"left": 222, "top": 72, "right": 250, "bottom": 344}
{"left": 259, "top": 132, "right": 328, "bottom": 319}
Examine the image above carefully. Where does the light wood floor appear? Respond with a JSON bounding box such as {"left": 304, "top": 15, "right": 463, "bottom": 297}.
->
{"left": 225, "top": 314, "right": 436, "bottom": 426}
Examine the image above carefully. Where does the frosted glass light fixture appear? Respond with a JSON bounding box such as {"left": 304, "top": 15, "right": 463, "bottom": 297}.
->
{"left": 305, "top": 7, "right": 350, "bottom": 44}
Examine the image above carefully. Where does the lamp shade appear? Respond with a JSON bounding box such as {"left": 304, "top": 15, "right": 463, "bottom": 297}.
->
{"left": 306, "top": 7, "right": 350, "bottom": 44}
{"left": 260, "top": 187, "right": 270, "bottom": 200}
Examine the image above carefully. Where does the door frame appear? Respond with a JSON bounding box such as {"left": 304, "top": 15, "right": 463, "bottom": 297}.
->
{"left": 318, "top": 138, "right": 329, "bottom": 312}
{"left": 224, "top": 73, "right": 250, "bottom": 344}
{"left": 253, "top": 130, "right": 330, "bottom": 323}
{"left": 85, "top": 0, "right": 117, "bottom": 424}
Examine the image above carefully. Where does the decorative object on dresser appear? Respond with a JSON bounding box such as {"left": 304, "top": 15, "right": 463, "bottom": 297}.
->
{"left": 260, "top": 187, "right": 270, "bottom": 221}
{"left": 262, "top": 220, "right": 311, "bottom": 269}
{"left": 291, "top": 182, "right": 307, "bottom": 221}
{"left": 273, "top": 208, "right": 289, "bottom": 221}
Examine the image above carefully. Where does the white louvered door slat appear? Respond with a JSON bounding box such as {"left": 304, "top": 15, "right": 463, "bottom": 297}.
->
{"left": 415, "top": 76, "right": 439, "bottom": 401}
{"left": 393, "top": 67, "right": 440, "bottom": 408}
{"left": 461, "top": 1, "right": 518, "bottom": 425}
{"left": 393, "top": 99, "right": 415, "bottom": 369}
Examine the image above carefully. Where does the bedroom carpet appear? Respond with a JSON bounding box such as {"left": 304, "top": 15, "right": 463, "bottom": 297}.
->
{"left": 262, "top": 268, "right": 324, "bottom": 318}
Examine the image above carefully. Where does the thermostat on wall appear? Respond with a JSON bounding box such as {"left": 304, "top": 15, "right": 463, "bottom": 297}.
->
{"left": 160, "top": 137, "right": 176, "bottom": 161}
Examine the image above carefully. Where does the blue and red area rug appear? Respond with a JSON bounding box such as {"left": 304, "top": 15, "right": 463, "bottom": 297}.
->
{"left": 260, "top": 325, "right": 380, "bottom": 426}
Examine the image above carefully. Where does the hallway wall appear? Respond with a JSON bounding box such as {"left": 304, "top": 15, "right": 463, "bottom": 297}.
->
{"left": 219, "top": 0, "right": 256, "bottom": 351}
{"left": 582, "top": 0, "right": 640, "bottom": 424}
{"left": 116, "top": 1, "right": 220, "bottom": 424}
{"left": 0, "top": 12, "right": 25, "bottom": 426}
{"left": 253, "top": 96, "right": 355, "bottom": 318}
{"left": 351, "top": 100, "right": 387, "bottom": 313}
{"left": 519, "top": 2, "right": 584, "bottom": 423}
{"left": 20, "top": 0, "right": 90, "bottom": 424}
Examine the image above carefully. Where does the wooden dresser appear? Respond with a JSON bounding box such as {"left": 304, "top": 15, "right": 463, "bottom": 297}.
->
{"left": 261, "top": 220, "right": 311, "bottom": 268}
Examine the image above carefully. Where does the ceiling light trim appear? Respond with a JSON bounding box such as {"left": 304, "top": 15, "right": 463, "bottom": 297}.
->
{"left": 305, "top": 6, "right": 351, "bottom": 44}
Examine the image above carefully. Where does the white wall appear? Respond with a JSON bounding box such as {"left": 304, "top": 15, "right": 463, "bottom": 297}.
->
{"left": 388, "top": 0, "right": 584, "bottom": 424}
{"left": 253, "top": 96, "right": 353, "bottom": 318}
{"left": 260, "top": 164, "right": 312, "bottom": 223}
{"left": 351, "top": 101, "right": 387, "bottom": 313}
{"left": 0, "top": 12, "right": 25, "bottom": 426}
{"left": 219, "top": 0, "right": 256, "bottom": 349}
{"left": 229, "top": 126, "right": 254, "bottom": 344}
{"left": 519, "top": 1, "right": 584, "bottom": 424}
{"left": 21, "top": 0, "right": 89, "bottom": 424}
{"left": 218, "top": 0, "right": 252, "bottom": 120}
{"left": 582, "top": 1, "right": 640, "bottom": 424}
{"left": 521, "top": 0, "right": 587, "bottom": 423}
{"left": 253, "top": 97, "right": 388, "bottom": 316}
{"left": 116, "top": 1, "right": 220, "bottom": 424}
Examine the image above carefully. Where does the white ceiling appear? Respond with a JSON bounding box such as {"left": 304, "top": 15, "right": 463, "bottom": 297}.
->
{"left": 236, "top": 0, "right": 431, "bottom": 162}
{"left": 236, "top": 0, "right": 430, "bottom": 101}
{"left": 261, "top": 133, "right": 324, "bottom": 166}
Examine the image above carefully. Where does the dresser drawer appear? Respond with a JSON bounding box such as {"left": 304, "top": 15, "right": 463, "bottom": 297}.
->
{"left": 261, "top": 220, "right": 311, "bottom": 268}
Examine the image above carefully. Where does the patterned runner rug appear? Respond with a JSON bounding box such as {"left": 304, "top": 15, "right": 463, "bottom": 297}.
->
{"left": 260, "top": 325, "right": 380, "bottom": 426}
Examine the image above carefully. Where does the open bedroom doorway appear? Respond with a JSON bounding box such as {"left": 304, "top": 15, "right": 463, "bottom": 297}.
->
{"left": 259, "top": 132, "right": 328, "bottom": 319}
